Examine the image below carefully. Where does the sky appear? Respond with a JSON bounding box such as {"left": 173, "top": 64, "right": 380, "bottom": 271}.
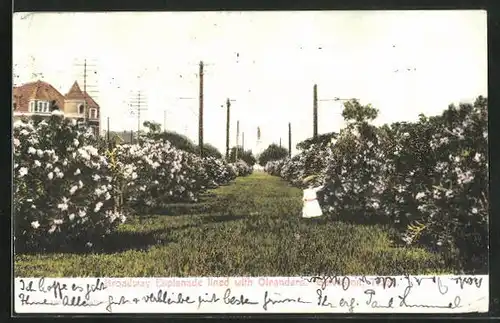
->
{"left": 12, "top": 10, "right": 487, "bottom": 156}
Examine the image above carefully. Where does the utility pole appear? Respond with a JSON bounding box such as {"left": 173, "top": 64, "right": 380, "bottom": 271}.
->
{"left": 199, "top": 61, "right": 204, "bottom": 157}
{"left": 242, "top": 132, "right": 245, "bottom": 152}
{"left": 129, "top": 90, "right": 148, "bottom": 144}
{"left": 163, "top": 110, "right": 167, "bottom": 132}
{"left": 226, "top": 99, "right": 231, "bottom": 160}
{"left": 107, "top": 117, "right": 110, "bottom": 144}
{"left": 279, "top": 137, "right": 282, "bottom": 148}
{"left": 223, "top": 98, "right": 236, "bottom": 161}
{"left": 288, "top": 122, "right": 292, "bottom": 158}
{"left": 313, "top": 84, "right": 318, "bottom": 139}
{"left": 74, "top": 58, "right": 98, "bottom": 132}
{"left": 236, "top": 120, "right": 240, "bottom": 161}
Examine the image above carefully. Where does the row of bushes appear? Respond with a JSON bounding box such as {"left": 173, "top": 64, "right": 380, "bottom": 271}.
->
{"left": 265, "top": 96, "right": 488, "bottom": 274}
{"left": 13, "top": 114, "right": 252, "bottom": 252}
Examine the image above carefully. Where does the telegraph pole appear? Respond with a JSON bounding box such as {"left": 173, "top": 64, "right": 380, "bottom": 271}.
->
{"left": 199, "top": 61, "right": 204, "bottom": 157}
{"left": 107, "top": 117, "right": 110, "bottom": 143}
{"left": 279, "top": 137, "right": 282, "bottom": 148}
{"left": 288, "top": 122, "right": 292, "bottom": 158}
{"left": 242, "top": 132, "right": 245, "bottom": 152}
{"left": 74, "top": 58, "right": 98, "bottom": 132}
{"left": 236, "top": 120, "right": 240, "bottom": 161}
{"left": 313, "top": 84, "right": 318, "bottom": 139}
{"left": 129, "top": 90, "right": 147, "bottom": 144}
{"left": 223, "top": 98, "right": 236, "bottom": 161}
{"left": 225, "top": 99, "right": 231, "bottom": 160}
{"left": 163, "top": 110, "right": 167, "bottom": 132}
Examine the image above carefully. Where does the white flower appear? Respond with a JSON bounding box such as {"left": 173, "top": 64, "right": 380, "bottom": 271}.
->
{"left": 31, "top": 221, "right": 40, "bottom": 229}
{"left": 28, "top": 147, "right": 37, "bottom": 154}
{"left": 36, "top": 149, "right": 43, "bottom": 157}
{"left": 74, "top": 168, "right": 81, "bottom": 176}
{"left": 131, "top": 172, "right": 138, "bottom": 180}
{"left": 53, "top": 219, "right": 63, "bottom": 225}
{"left": 47, "top": 172, "right": 54, "bottom": 180}
{"left": 78, "top": 209, "right": 87, "bottom": 218}
{"left": 70, "top": 185, "right": 78, "bottom": 195}
{"left": 13, "top": 138, "right": 20, "bottom": 147}
{"left": 92, "top": 174, "right": 101, "bottom": 181}
{"left": 86, "top": 242, "right": 93, "bottom": 248}
{"left": 73, "top": 139, "right": 80, "bottom": 147}
{"left": 471, "top": 207, "right": 478, "bottom": 214}
{"left": 415, "top": 192, "right": 426, "bottom": 200}
{"left": 34, "top": 160, "right": 41, "bottom": 167}
{"left": 18, "top": 167, "right": 28, "bottom": 177}
{"left": 94, "top": 202, "right": 103, "bottom": 212}
{"left": 474, "top": 153, "right": 482, "bottom": 162}
{"left": 68, "top": 213, "right": 76, "bottom": 221}
{"left": 48, "top": 225, "right": 57, "bottom": 234}
{"left": 105, "top": 192, "right": 111, "bottom": 200}
{"left": 78, "top": 180, "right": 84, "bottom": 188}
{"left": 57, "top": 202, "right": 68, "bottom": 211}
{"left": 51, "top": 109, "right": 64, "bottom": 116}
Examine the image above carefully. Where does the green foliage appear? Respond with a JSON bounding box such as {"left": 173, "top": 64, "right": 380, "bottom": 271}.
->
{"left": 296, "top": 132, "right": 338, "bottom": 151}
{"left": 341, "top": 99, "right": 379, "bottom": 125}
{"left": 149, "top": 131, "right": 197, "bottom": 153}
{"left": 229, "top": 146, "right": 257, "bottom": 166}
{"left": 258, "top": 144, "right": 289, "bottom": 166}
{"left": 143, "top": 120, "right": 162, "bottom": 134}
{"left": 201, "top": 143, "right": 223, "bottom": 159}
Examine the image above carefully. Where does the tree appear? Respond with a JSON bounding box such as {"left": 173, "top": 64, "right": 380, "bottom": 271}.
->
{"left": 201, "top": 143, "right": 223, "bottom": 159}
{"left": 296, "top": 131, "right": 338, "bottom": 151}
{"left": 143, "top": 120, "right": 162, "bottom": 135}
{"left": 258, "top": 144, "right": 288, "bottom": 166}
{"left": 230, "top": 146, "right": 256, "bottom": 166}
{"left": 341, "top": 99, "right": 379, "bottom": 125}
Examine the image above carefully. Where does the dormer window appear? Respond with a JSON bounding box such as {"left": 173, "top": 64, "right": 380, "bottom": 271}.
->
{"left": 78, "top": 104, "right": 85, "bottom": 115}
{"left": 89, "top": 108, "right": 97, "bottom": 119}
{"left": 29, "top": 100, "right": 50, "bottom": 113}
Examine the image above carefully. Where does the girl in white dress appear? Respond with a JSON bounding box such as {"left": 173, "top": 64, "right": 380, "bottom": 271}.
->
{"left": 302, "top": 180, "right": 325, "bottom": 219}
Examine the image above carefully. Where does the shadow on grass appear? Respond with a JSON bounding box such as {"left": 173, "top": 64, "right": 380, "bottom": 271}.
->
{"left": 99, "top": 228, "right": 176, "bottom": 254}
{"left": 201, "top": 214, "right": 245, "bottom": 224}
{"left": 16, "top": 228, "right": 177, "bottom": 255}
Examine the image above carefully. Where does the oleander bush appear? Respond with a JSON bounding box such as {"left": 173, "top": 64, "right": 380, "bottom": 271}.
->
{"left": 266, "top": 96, "right": 488, "bottom": 273}
{"left": 13, "top": 113, "right": 125, "bottom": 253}
{"left": 14, "top": 113, "right": 245, "bottom": 252}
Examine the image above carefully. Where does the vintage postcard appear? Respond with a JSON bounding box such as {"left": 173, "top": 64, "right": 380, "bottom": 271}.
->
{"left": 12, "top": 10, "right": 488, "bottom": 314}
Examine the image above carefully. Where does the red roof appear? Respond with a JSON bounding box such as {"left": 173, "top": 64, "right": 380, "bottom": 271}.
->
{"left": 65, "top": 81, "right": 99, "bottom": 108}
{"left": 13, "top": 80, "right": 65, "bottom": 112}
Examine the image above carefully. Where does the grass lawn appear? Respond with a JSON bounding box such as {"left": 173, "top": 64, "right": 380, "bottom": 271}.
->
{"left": 15, "top": 171, "right": 451, "bottom": 277}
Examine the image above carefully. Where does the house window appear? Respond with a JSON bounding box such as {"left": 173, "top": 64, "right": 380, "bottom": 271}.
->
{"left": 90, "top": 108, "right": 97, "bottom": 119}
{"left": 29, "top": 100, "right": 51, "bottom": 113}
{"left": 13, "top": 102, "right": 17, "bottom": 110}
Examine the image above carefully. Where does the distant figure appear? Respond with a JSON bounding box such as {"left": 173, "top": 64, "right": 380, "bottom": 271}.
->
{"left": 301, "top": 175, "right": 325, "bottom": 218}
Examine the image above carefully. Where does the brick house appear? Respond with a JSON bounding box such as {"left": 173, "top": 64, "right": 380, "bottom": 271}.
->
{"left": 13, "top": 80, "right": 101, "bottom": 135}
